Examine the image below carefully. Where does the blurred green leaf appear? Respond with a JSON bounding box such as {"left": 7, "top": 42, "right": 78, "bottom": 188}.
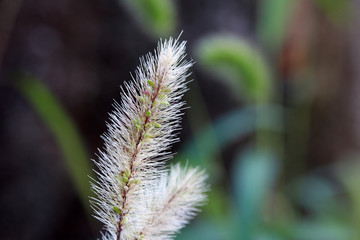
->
{"left": 292, "top": 220, "right": 355, "bottom": 240}
{"left": 175, "top": 218, "right": 235, "bottom": 240}
{"left": 177, "top": 105, "right": 283, "bottom": 177}
{"left": 121, "top": 0, "right": 176, "bottom": 37}
{"left": 336, "top": 157, "right": 360, "bottom": 239}
{"left": 253, "top": 231, "right": 286, "bottom": 240}
{"left": 176, "top": 107, "right": 254, "bottom": 179}
{"left": 289, "top": 175, "right": 342, "bottom": 216}
{"left": 202, "top": 186, "right": 231, "bottom": 221}
{"left": 314, "top": 0, "right": 352, "bottom": 25}
{"left": 16, "top": 73, "right": 93, "bottom": 214}
{"left": 257, "top": 0, "right": 295, "bottom": 52}
{"left": 233, "top": 149, "right": 279, "bottom": 239}
{"left": 260, "top": 190, "right": 297, "bottom": 239}
{"left": 195, "top": 35, "right": 272, "bottom": 102}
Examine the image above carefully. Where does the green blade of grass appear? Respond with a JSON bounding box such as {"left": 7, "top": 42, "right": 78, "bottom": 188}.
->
{"left": 177, "top": 105, "right": 282, "bottom": 177}
{"left": 233, "top": 149, "right": 279, "bottom": 239}
{"left": 175, "top": 218, "right": 236, "bottom": 240}
{"left": 195, "top": 35, "right": 272, "bottom": 103}
{"left": 335, "top": 157, "right": 360, "bottom": 239}
{"left": 292, "top": 220, "right": 355, "bottom": 240}
{"left": 121, "top": 0, "right": 176, "bottom": 37}
{"left": 16, "top": 73, "right": 93, "bottom": 214}
{"left": 257, "top": 0, "right": 296, "bottom": 52}
{"left": 176, "top": 107, "right": 255, "bottom": 179}
{"left": 313, "top": 0, "right": 353, "bottom": 26}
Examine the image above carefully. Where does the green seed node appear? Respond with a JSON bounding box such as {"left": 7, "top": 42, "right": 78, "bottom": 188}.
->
{"left": 147, "top": 80, "right": 155, "bottom": 88}
{"left": 113, "top": 206, "right": 122, "bottom": 214}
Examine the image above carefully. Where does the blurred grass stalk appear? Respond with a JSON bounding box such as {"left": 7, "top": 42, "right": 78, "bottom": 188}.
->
{"left": 257, "top": 0, "right": 295, "bottom": 53}
{"left": 337, "top": 159, "right": 360, "bottom": 240}
{"left": 16, "top": 73, "right": 93, "bottom": 215}
{"left": 189, "top": 0, "right": 360, "bottom": 239}
{"left": 190, "top": 33, "right": 285, "bottom": 239}
{"left": 195, "top": 34, "right": 281, "bottom": 153}
{"left": 120, "top": 0, "right": 176, "bottom": 38}
{"left": 314, "top": 0, "right": 353, "bottom": 25}
{"left": 233, "top": 150, "right": 279, "bottom": 239}
{"left": 195, "top": 35, "right": 272, "bottom": 103}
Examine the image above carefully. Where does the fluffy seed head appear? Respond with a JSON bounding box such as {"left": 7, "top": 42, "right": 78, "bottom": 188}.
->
{"left": 90, "top": 37, "right": 207, "bottom": 240}
{"left": 139, "top": 164, "right": 208, "bottom": 240}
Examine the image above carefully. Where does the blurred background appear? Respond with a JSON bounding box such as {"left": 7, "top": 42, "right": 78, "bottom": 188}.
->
{"left": 1, "top": 0, "right": 360, "bottom": 239}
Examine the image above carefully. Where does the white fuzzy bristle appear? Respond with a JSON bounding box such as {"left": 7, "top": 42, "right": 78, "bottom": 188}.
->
{"left": 91, "top": 37, "right": 207, "bottom": 240}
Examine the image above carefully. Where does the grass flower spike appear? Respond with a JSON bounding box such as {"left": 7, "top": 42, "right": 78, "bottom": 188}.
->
{"left": 91, "top": 37, "right": 208, "bottom": 240}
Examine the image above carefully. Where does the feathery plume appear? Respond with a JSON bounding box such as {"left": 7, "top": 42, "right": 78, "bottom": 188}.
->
{"left": 91, "top": 37, "right": 208, "bottom": 240}
{"left": 139, "top": 164, "right": 208, "bottom": 240}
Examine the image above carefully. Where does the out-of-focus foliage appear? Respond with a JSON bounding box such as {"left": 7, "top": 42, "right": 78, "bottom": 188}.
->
{"left": 176, "top": 105, "right": 283, "bottom": 178}
{"left": 195, "top": 35, "right": 272, "bottom": 103}
{"left": 120, "top": 0, "right": 176, "bottom": 37}
{"left": 180, "top": 1, "right": 360, "bottom": 239}
{"left": 177, "top": 107, "right": 255, "bottom": 178}
{"left": 233, "top": 150, "right": 279, "bottom": 239}
{"left": 314, "top": 0, "right": 353, "bottom": 25}
{"left": 257, "top": 0, "right": 295, "bottom": 51}
{"left": 336, "top": 158, "right": 360, "bottom": 240}
{"left": 16, "top": 73, "right": 93, "bottom": 214}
